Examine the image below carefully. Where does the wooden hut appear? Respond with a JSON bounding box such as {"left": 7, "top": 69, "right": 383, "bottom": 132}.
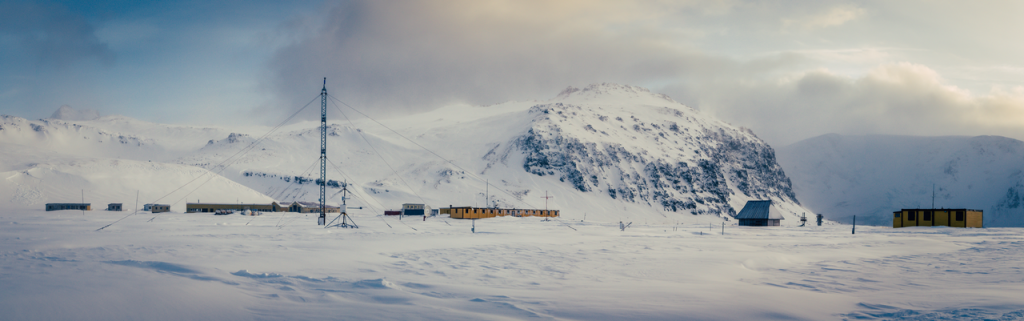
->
{"left": 734, "top": 200, "right": 784, "bottom": 226}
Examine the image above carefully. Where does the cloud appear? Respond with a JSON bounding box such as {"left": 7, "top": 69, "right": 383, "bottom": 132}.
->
{"left": 264, "top": 0, "right": 805, "bottom": 119}
{"left": 0, "top": 1, "right": 115, "bottom": 67}
{"left": 266, "top": 1, "right": 1024, "bottom": 147}
{"left": 782, "top": 5, "right": 864, "bottom": 30}
{"left": 677, "top": 62, "right": 1024, "bottom": 145}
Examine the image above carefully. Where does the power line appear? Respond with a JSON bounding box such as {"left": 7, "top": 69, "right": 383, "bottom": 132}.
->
{"left": 98, "top": 94, "right": 321, "bottom": 230}
{"left": 327, "top": 96, "right": 427, "bottom": 205}
{"left": 326, "top": 95, "right": 575, "bottom": 232}
{"left": 325, "top": 94, "right": 541, "bottom": 209}
{"left": 326, "top": 157, "right": 385, "bottom": 212}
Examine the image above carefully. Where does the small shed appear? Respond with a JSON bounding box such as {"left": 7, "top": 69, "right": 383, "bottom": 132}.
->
{"left": 401, "top": 203, "right": 431, "bottom": 216}
{"left": 151, "top": 204, "right": 170, "bottom": 213}
{"left": 107, "top": 203, "right": 122, "bottom": 211}
{"left": 735, "top": 200, "right": 784, "bottom": 226}
{"left": 384, "top": 210, "right": 400, "bottom": 216}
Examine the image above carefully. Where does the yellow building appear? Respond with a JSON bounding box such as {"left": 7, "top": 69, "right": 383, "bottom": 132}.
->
{"left": 186, "top": 201, "right": 339, "bottom": 213}
{"left": 446, "top": 206, "right": 559, "bottom": 219}
{"left": 893, "top": 209, "right": 982, "bottom": 228}
{"left": 151, "top": 204, "right": 171, "bottom": 213}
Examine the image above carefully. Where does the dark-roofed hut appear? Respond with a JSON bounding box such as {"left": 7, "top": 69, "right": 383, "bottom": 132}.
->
{"left": 735, "top": 200, "right": 784, "bottom": 226}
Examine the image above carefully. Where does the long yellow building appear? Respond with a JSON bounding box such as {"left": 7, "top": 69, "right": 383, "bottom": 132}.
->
{"left": 444, "top": 206, "right": 559, "bottom": 219}
{"left": 893, "top": 209, "right": 982, "bottom": 228}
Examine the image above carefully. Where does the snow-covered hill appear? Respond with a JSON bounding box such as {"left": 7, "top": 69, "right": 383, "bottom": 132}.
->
{"left": 2, "top": 84, "right": 811, "bottom": 223}
{"left": 0, "top": 114, "right": 268, "bottom": 211}
{"left": 50, "top": 105, "right": 100, "bottom": 121}
{"left": 776, "top": 134, "right": 1024, "bottom": 226}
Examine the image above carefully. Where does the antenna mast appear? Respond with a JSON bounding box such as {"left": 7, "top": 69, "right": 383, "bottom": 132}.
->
{"left": 318, "top": 78, "right": 327, "bottom": 225}
{"left": 541, "top": 191, "right": 553, "bottom": 210}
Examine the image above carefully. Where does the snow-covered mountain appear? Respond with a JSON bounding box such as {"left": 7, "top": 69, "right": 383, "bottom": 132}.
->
{"left": 50, "top": 105, "right": 100, "bottom": 121}
{"left": 2, "top": 84, "right": 811, "bottom": 223}
{"left": 776, "top": 134, "right": 1024, "bottom": 226}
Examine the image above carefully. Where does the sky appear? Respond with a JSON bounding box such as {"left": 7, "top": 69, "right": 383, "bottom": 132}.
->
{"left": 1, "top": 0, "right": 1023, "bottom": 146}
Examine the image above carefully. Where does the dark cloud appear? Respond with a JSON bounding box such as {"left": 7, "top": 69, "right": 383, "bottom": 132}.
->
{"left": 0, "top": 1, "right": 115, "bottom": 68}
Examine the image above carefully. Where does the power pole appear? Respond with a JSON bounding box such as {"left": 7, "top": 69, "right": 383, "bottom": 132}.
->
{"left": 318, "top": 78, "right": 327, "bottom": 226}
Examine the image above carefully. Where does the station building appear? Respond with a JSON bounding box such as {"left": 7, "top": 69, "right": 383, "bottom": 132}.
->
{"left": 893, "top": 209, "right": 982, "bottom": 228}
{"left": 401, "top": 203, "right": 431, "bottom": 216}
{"left": 45, "top": 203, "right": 91, "bottom": 211}
{"left": 288, "top": 201, "right": 341, "bottom": 213}
{"left": 444, "top": 206, "right": 559, "bottom": 219}
{"left": 186, "top": 201, "right": 339, "bottom": 214}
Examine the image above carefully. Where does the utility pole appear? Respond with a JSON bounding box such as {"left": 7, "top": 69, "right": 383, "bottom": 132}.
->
{"left": 932, "top": 184, "right": 936, "bottom": 209}
{"left": 852, "top": 215, "right": 856, "bottom": 234}
{"left": 318, "top": 78, "right": 327, "bottom": 226}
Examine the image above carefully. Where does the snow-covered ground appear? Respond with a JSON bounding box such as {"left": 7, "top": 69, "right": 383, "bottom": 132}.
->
{"left": 3, "top": 209, "right": 1023, "bottom": 320}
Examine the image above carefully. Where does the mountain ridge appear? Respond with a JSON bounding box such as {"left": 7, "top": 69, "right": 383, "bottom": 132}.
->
{"left": 777, "top": 133, "right": 1024, "bottom": 226}
{"left": 2, "top": 83, "right": 812, "bottom": 223}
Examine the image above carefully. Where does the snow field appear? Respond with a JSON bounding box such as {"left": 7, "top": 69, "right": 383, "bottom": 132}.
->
{"left": 3, "top": 210, "right": 1024, "bottom": 320}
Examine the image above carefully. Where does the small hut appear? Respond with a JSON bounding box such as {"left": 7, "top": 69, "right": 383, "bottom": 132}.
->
{"left": 735, "top": 200, "right": 784, "bottom": 226}
{"left": 401, "top": 203, "right": 431, "bottom": 216}
{"left": 107, "top": 203, "right": 122, "bottom": 211}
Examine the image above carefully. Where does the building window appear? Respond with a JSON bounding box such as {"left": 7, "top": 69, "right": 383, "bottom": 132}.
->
{"left": 894, "top": 213, "right": 901, "bottom": 218}
{"left": 923, "top": 211, "right": 932, "bottom": 221}
{"left": 908, "top": 212, "right": 916, "bottom": 220}
{"left": 956, "top": 211, "right": 964, "bottom": 221}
